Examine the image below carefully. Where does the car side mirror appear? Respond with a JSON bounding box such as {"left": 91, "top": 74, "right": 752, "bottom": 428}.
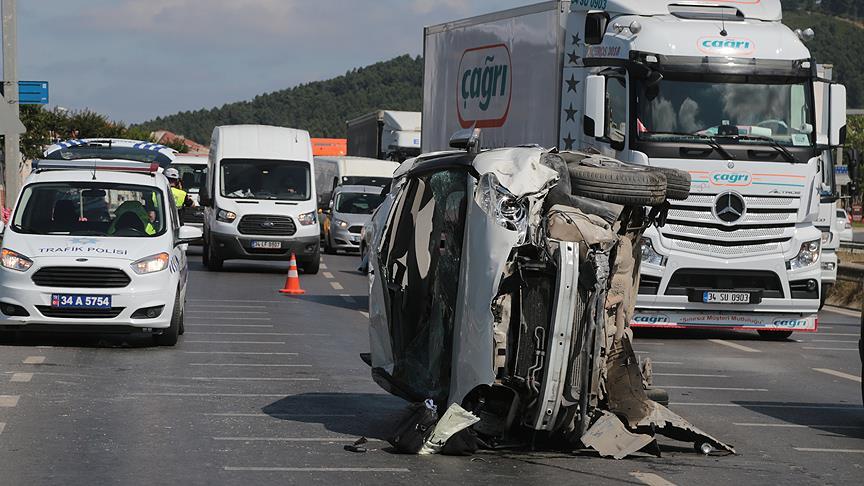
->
{"left": 176, "top": 225, "right": 203, "bottom": 246}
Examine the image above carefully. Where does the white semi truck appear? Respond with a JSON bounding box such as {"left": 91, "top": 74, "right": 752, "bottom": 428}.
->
{"left": 422, "top": 0, "right": 847, "bottom": 337}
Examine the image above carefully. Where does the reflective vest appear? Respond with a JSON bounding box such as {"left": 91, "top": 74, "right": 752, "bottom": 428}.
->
{"left": 171, "top": 187, "right": 188, "bottom": 208}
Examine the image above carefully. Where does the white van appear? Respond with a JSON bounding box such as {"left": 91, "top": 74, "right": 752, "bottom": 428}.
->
{"left": 200, "top": 125, "right": 320, "bottom": 273}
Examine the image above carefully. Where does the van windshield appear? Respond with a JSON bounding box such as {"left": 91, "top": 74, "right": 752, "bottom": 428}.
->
{"left": 172, "top": 163, "right": 207, "bottom": 193}
{"left": 12, "top": 182, "right": 166, "bottom": 237}
{"left": 221, "top": 159, "right": 311, "bottom": 201}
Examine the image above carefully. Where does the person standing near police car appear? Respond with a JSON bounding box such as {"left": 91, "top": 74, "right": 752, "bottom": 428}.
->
{"left": 164, "top": 168, "right": 194, "bottom": 224}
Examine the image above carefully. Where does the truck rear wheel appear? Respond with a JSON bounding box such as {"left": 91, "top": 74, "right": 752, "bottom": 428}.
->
{"left": 757, "top": 330, "right": 793, "bottom": 340}
{"left": 569, "top": 162, "right": 667, "bottom": 206}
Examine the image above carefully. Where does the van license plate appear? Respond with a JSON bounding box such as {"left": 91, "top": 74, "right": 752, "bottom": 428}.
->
{"left": 251, "top": 240, "right": 282, "bottom": 249}
{"left": 51, "top": 294, "right": 112, "bottom": 309}
{"left": 702, "top": 291, "right": 750, "bottom": 304}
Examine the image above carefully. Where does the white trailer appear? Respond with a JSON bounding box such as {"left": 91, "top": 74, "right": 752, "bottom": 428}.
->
{"left": 423, "top": 0, "right": 847, "bottom": 337}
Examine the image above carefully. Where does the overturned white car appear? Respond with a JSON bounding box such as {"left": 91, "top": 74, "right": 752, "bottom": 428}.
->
{"left": 366, "top": 133, "right": 733, "bottom": 457}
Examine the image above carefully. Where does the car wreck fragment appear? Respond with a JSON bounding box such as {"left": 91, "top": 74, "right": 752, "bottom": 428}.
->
{"left": 366, "top": 141, "right": 735, "bottom": 458}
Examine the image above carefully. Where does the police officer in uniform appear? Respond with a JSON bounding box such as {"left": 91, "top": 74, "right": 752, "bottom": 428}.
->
{"left": 164, "top": 168, "right": 194, "bottom": 223}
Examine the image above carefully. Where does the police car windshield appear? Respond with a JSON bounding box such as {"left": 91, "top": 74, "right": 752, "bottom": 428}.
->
{"left": 637, "top": 78, "right": 814, "bottom": 147}
{"left": 12, "top": 182, "right": 166, "bottom": 237}
{"left": 334, "top": 192, "right": 385, "bottom": 215}
{"left": 221, "top": 159, "right": 310, "bottom": 201}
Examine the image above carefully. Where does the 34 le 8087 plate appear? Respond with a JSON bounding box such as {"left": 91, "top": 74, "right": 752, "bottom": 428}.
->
{"left": 702, "top": 291, "right": 750, "bottom": 304}
{"left": 51, "top": 294, "right": 112, "bottom": 309}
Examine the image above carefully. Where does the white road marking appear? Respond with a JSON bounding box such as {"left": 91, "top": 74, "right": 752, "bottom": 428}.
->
{"left": 802, "top": 347, "right": 858, "bottom": 351}
{"left": 358, "top": 311, "right": 369, "bottom": 318}
{"left": 0, "top": 396, "right": 20, "bottom": 407}
{"left": 322, "top": 272, "right": 334, "bottom": 279}
{"left": 185, "top": 317, "right": 272, "bottom": 321}
{"left": 330, "top": 282, "right": 344, "bottom": 290}
{"left": 205, "top": 413, "right": 357, "bottom": 418}
{"left": 672, "top": 402, "right": 859, "bottom": 410}
{"left": 813, "top": 368, "right": 862, "bottom": 383}
{"left": 225, "top": 467, "right": 408, "bottom": 473}
{"left": 662, "top": 385, "right": 767, "bottom": 392}
{"left": 183, "top": 352, "right": 298, "bottom": 356}
{"left": 631, "top": 472, "right": 677, "bottom": 486}
{"left": 822, "top": 306, "right": 861, "bottom": 318}
{"left": 189, "top": 363, "right": 311, "bottom": 367}
{"left": 794, "top": 448, "right": 864, "bottom": 454}
{"left": 653, "top": 373, "right": 728, "bottom": 378}
{"left": 340, "top": 294, "right": 356, "bottom": 304}
{"left": 185, "top": 332, "right": 329, "bottom": 336}
{"left": 10, "top": 373, "right": 33, "bottom": 383}
{"left": 215, "top": 437, "right": 381, "bottom": 442}
{"left": 22, "top": 356, "right": 45, "bottom": 364}
{"left": 186, "top": 324, "right": 274, "bottom": 328}
{"left": 735, "top": 423, "right": 864, "bottom": 429}
{"left": 708, "top": 339, "right": 761, "bottom": 353}
{"left": 184, "top": 341, "right": 286, "bottom": 345}
{"left": 320, "top": 263, "right": 328, "bottom": 270}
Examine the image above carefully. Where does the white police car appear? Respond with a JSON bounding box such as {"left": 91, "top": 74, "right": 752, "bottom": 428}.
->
{"left": 0, "top": 139, "right": 202, "bottom": 345}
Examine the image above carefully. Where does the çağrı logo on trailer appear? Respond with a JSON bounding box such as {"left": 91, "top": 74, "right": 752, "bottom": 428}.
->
{"left": 457, "top": 44, "right": 512, "bottom": 129}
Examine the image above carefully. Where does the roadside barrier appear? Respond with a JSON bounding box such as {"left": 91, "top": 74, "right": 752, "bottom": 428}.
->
{"left": 279, "top": 252, "right": 306, "bottom": 295}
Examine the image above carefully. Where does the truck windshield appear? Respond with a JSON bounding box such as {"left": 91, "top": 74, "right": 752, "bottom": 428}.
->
{"left": 221, "top": 159, "right": 311, "bottom": 201}
{"left": 335, "top": 192, "right": 385, "bottom": 214}
{"left": 637, "top": 78, "right": 814, "bottom": 147}
{"left": 171, "top": 163, "right": 207, "bottom": 193}
{"left": 12, "top": 182, "right": 166, "bottom": 237}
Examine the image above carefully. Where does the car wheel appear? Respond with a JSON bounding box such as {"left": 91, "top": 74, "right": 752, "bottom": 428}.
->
{"left": 569, "top": 161, "right": 668, "bottom": 206}
{"left": 323, "top": 233, "right": 336, "bottom": 255}
{"left": 757, "top": 330, "right": 793, "bottom": 340}
{"left": 206, "top": 242, "right": 223, "bottom": 271}
{"left": 302, "top": 252, "right": 320, "bottom": 275}
{"left": 155, "top": 294, "right": 181, "bottom": 346}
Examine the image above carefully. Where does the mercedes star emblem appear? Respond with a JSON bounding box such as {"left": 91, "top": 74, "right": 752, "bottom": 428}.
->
{"left": 713, "top": 192, "right": 746, "bottom": 224}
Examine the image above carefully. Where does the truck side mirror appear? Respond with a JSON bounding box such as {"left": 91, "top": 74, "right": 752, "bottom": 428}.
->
{"left": 584, "top": 75, "right": 606, "bottom": 139}
{"left": 585, "top": 12, "right": 609, "bottom": 45}
{"left": 829, "top": 84, "right": 847, "bottom": 147}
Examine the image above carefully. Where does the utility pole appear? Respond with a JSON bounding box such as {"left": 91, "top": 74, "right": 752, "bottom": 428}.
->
{"left": 2, "top": 0, "right": 20, "bottom": 208}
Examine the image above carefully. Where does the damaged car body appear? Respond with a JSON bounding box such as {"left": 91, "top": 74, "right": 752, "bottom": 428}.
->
{"left": 367, "top": 138, "right": 735, "bottom": 457}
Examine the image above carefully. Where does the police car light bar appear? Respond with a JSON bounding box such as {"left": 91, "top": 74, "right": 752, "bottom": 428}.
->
{"left": 32, "top": 160, "right": 160, "bottom": 173}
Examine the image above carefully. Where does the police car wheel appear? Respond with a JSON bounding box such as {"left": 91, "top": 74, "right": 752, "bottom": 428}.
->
{"left": 154, "top": 294, "right": 181, "bottom": 346}
{"left": 757, "top": 330, "right": 793, "bottom": 340}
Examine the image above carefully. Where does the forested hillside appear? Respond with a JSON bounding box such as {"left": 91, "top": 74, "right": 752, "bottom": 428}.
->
{"left": 135, "top": 55, "right": 423, "bottom": 143}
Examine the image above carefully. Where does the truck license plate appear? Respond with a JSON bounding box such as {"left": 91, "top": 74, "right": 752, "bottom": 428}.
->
{"left": 251, "top": 240, "right": 282, "bottom": 249}
{"left": 51, "top": 294, "right": 112, "bottom": 309}
{"left": 702, "top": 291, "right": 750, "bottom": 304}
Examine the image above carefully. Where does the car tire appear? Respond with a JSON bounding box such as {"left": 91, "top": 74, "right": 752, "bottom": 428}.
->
{"left": 569, "top": 161, "right": 667, "bottom": 206}
{"left": 323, "top": 233, "right": 336, "bottom": 255}
{"left": 647, "top": 166, "right": 691, "bottom": 201}
{"left": 757, "top": 330, "right": 793, "bottom": 340}
{"left": 206, "top": 242, "right": 223, "bottom": 271}
{"left": 302, "top": 253, "right": 320, "bottom": 275}
{"left": 155, "top": 294, "right": 181, "bottom": 346}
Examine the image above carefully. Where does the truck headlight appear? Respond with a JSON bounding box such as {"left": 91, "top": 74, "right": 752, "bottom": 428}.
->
{"left": 820, "top": 231, "right": 832, "bottom": 246}
{"left": 0, "top": 249, "right": 33, "bottom": 272}
{"left": 640, "top": 238, "right": 665, "bottom": 266}
{"left": 475, "top": 172, "right": 528, "bottom": 244}
{"left": 298, "top": 211, "right": 317, "bottom": 226}
{"left": 131, "top": 253, "right": 170, "bottom": 274}
{"left": 216, "top": 209, "right": 236, "bottom": 223}
{"left": 332, "top": 218, "right": 349, "bottom": 229}
{"left": 787, "top": 239, "right": 820, "bottom": 270}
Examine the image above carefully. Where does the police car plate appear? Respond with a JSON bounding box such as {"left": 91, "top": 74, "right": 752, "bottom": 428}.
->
{"left": 251, "top": 240, "right": 282, "bottom": 249}
{"left": 702, "top": 291, "right": 750, "bottom": 304}
{"left": 51, "top": 294, "right": 112, "bottom": 309}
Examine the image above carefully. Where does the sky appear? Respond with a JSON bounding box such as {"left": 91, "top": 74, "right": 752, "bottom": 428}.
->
{"left": 16, "top": 0, "right": 529, "bottom": 124}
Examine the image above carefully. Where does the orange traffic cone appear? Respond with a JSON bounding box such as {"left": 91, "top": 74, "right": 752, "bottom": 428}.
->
{"left": 279, "top": 252, "right": 306, "bottom": 295}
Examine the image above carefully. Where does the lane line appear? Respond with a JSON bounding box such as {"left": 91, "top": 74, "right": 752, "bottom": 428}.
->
{"left": 708, "top": 339, "right": 761, "bottom": 353}
{"left": 813, "top": 368, "right": 862, "bottom": 383}
{"left": 320, "top": 263, "right": 328, "bottom": 270}
{"left": 0, "top": 396, "right": 20, "bottom": 407}
{"left": 662, "top": 385, "right": 767, "bottom": 392}
{"left": 330, "top": 282, "right": 344, "bottom": 290}
{"left": 205, "top": 413, "right": 357, "bottom": 418}
{"left": 794, "top": 448, "right": 864, "bottom": 454}
{"left": 224, "top": 467, "right": 408, "bottom": 473}
{"left": 215, "top": 437, "right": 381, "bottom": 442}
{"left": 358, "top": 311, "right": 369, "bottom": 318}
{"left": 653, "top": 373, "right": 728, "bottom": 378}
{"left": 630, "top": 472, "right": 677, "bottom": 486}
{"left": 672, "top": 402, "right": 859, "bottom": 410}
{"left": 185, "top": 333, "right": 329, "bottom": 337}
{"left": 322, "top": 272, "right": 334, "bottom": 279}
{"left": 735, "top": 423, "right": 864, "bottom": 429}
{"left": 189, "top": 363, "right": 311, "bottom": 367}
{"left": 10, "top": 373, "right": 33, "bottom": 383}
{"left": 186, "top": 324, "right": 274, "bottom": 328}
{"left": 22, "top": 356, "right": 45, "bottom": 364}
{"left": 802, "top": 347, "right": 858, "bottom": 351}
{"left": 184, "top": 341, "right": 286, "bottom": 345}
{"left": 182, "top": 351, "right": 298, "bottom": 356}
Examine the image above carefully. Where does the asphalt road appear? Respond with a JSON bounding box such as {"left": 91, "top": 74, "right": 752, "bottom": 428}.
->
{"left": 0, "top": 251, "right": 861, "bottom": 485}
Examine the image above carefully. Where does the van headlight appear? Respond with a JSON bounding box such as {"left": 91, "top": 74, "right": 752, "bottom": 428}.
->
{"left": 131, "top": 253, "right": 170, "bottom": 274}
{"left": 640, "top": 238, "right": 665, "bottom": 266}
{"left": 1, "top": 249, "right": 33, "bottom": 272}
{"left": 787, "top": 239, "right": 820, "bottom": 270}
{"left": 216, "top": 209, "right": 237, "bottom": 223}
{"left": 475, "top": 172, "right": 528, "bottom": 244}
{"left": 298, "top": 211, "right": 317, "bottom": 226}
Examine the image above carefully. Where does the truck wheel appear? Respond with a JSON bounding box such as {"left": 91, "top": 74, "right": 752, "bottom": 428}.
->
{"left": 570, "top": 162, "right": 667, "bottom": 206}
{"left": 647, "top": 166, "right": 691, "bottom": 201}
{"left": 206, "top": 243, "right": 223, "bottom": 271}
{"left": 302, "top": 253, "right": 320, "bottom": 275}
{"left": 154, "top": 294, "right": 181, "bottom": 346}
{"left": 757, "top": 330, "right": 793, "bottom": 340}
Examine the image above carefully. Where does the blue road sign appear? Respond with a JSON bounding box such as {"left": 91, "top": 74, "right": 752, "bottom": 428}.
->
{"left": 19, "top": 81, "right": 49, "bottom": 104}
